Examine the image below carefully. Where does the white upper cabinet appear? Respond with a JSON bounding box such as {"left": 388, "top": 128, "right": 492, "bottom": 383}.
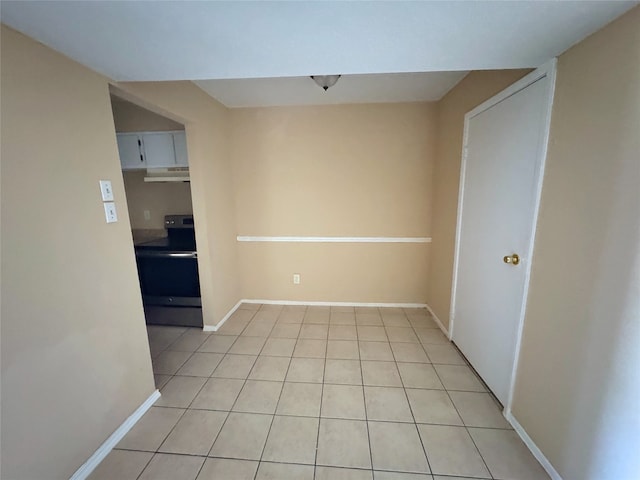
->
{"left": 116, "top": 133, "right": 144, "bottom": 169}
{"left": 173, "top": 132, "right": 189, "bottom": 167}
{"left": 116, "top": 131, "right": 189, "bottom": 170}
{"left": 141, "top": 133, "right": 176, "bottom": 168}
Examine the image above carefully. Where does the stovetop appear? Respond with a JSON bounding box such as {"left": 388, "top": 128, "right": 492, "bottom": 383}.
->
{"left": 135, "top": 237, "right": 197, "bottom": 252}
{"left": 135, "top": 225, "right": 197, "bottom": 252}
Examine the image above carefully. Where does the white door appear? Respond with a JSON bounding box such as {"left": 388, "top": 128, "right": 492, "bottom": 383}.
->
{"left": 116, "top": 134, "right": 144, "bottom": 169}
{"left": 142, "top": 133, "right": 177, "bottom": 168}
{"left": 452, "top": 64, "right": 555, "bottom": 406}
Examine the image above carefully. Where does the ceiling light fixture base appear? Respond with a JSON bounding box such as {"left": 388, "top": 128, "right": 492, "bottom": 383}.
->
{"left": 310, "top": 75, "right": 341, "bottom": 91}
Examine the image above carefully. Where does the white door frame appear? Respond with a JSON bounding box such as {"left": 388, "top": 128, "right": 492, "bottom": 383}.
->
{"left": 449, "top": 59, "right": 557, "bottom": 414}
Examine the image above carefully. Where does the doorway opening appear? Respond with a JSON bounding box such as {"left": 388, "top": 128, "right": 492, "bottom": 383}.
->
{"left": 109, "top": 94, "right": 203, "bottom": 328}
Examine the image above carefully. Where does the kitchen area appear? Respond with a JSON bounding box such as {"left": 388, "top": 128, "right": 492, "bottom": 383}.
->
{"left": 111, "top": 95, "right": 203, "bottom": 327}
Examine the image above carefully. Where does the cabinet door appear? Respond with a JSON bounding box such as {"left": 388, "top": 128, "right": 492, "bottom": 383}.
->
{"left": 116, "top": 134, "right": 144, "bottom": 169}
{"left": 172, "top": 132, "right": 189, "bottom": 167}
{"left": 142, "top": 133, "right": 176, "bottom": 168}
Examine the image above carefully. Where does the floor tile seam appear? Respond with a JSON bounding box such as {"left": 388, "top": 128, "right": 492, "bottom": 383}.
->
{"left": 320, "top": 380, "right": 441, "bottom": 388}
{"left": 163, "top": 331, "right": 212, "bottom": 353}
{"left": 205, "top": 330, "right": 273, "bottom": 464}
{"left": 157, "top": 327, "right": 192, "bottom": 352}
{"left": 172, "top": 406, "right": 513, "bottom": 430}
{"left": 204, "top": 351, "right": 261, "bottom": 458}
{"left": 174, "top": 352, "right": 226, "bottom": 377}
{"left": 431, "top": 363, "right": 495, "bottom": 479}
{"left": 134, "top": 449, "right": 161, "bottom": 480}
{"left": 254, "top": 315, "right": 300, "bottom": 472}
{"left": 356, "top": 330, "right": 376, "bottom": 476}
{"left": 313, "top": 342, "right": 328, "bottom": 469}
{"left": 117, "top": 447, "right": 210, "bottom": 458}
{"left": 409, "top": 322, "right": 440, "bottom": 365}
{"left": 406, "top": 317, "right": 454, "bottom": 380}
{"left": 387, "top": 332, "right": 434, "bottom": 476}
{"left": 153, "top": 346, "right": 199, "bottom": 376}
{"left": 235, "top": 307, "right": 266, "bottom": 338}
{"left": 129, "top": 404, "right": 191, "bottom": 457}
{"left": 155, "top": 373, "right": 224, "bottom": 457}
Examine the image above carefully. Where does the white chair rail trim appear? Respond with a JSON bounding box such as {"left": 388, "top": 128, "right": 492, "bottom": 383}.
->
{"left": 237, "top": 236, "right": 431, "bottom": 243}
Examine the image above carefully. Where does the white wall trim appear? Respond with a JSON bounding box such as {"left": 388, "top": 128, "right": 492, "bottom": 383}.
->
{"left": 203, "top": 299, "right": 243, "bottom": 332}
{"left": 505, "top": 411, "right": 563, "bottom": 480}
{"left": 424, "top": 304, "right": 450, "bottom": 339}
{"left": 206, "top": 299, "right": 432, "bottom": 332}
{"left": 504, "top": 58, "right": 557, "bottom": 413}
{"left": 69, "top": 389, "right": 161, "bottom": 480}
{"left": 237, "top": 236, "right": 431, "bottom": 243}
{"left": 239, "top": 299, "right": 428, "bottom": 308}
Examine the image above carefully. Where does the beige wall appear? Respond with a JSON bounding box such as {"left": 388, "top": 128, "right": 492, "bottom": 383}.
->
{"left": 231, "top": 103, "right": 436, "bottom": 302}
{"left": 426, "top": 69, "right": 531, "bottom": 326}
{"left": 113, "top": 81, "right": 241, "bottom": 327}
{"left": 122, "top": 171, "right": 193, "bottom": 230}
{"left": 512, "top": 7, "right": 640, "bottom": 479}
{"left": 1, "top": 25, "right": 155, "bottom": 480}
{"left": 111, "top": 97, "right": 184, "bottom": 132}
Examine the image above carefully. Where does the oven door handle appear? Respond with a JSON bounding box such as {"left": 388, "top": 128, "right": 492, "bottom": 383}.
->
{"left": 136, "top": 251, "right": 198, "bottom": 259}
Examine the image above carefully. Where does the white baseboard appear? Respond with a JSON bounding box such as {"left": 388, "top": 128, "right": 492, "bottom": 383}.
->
{"left": 505, "top": 411, "right": 563, "bottom": 480}
{"left": 424, "top": 304, "right": 450, "bottom": 339}
{"left": 205, "top": 299, "right": 443, "bottom": 335}
{"left": 70, "top": 389, "right": 161, "bottom": 480}
{"left": 239, "top": 299, "right": 428, "bottom": 308}
{"left": 203, "top": 299, "right": 243, "bottom": 332}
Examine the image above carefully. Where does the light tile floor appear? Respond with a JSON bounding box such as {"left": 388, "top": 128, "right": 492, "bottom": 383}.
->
{"left": 90, "top": 304, "right": 549, "bottom": 480}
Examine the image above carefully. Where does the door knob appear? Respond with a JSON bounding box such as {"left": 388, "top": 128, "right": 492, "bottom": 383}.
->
{"left": 503, "top": 253, "right": 520, "bottom": 265}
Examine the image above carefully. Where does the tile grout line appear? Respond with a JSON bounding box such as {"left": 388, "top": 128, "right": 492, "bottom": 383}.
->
{"left": 359, "top": 308, "right": 376, "bottom": 477}
{"left": 312, "top": 307, "right": 329, "bottom": 480}
{"left": 197, "top": 307, "right": 260, "bottom": 469}
{"left": 420, "top": 307, "right": 495, "bottom": 480}
{"left": 117, "top": 406, "right": 516, "bottom": 431}
{"left": 155, "top": 308, "right": 262, "bottom": 479}
{"left": 141, "top": 326, "right": 208, "bottom": 480}
{"left": 388, "top": 307, "right": 434, "bottom": 477}
{"left": 133, "top": 450, "right": 157, "bottom": 480}
{"left": 254, "top": 304, "right": 304, "bottom": 480}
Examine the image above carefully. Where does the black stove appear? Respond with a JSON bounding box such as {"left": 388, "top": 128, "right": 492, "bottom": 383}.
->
{"left": 134, "top": 215, "right": 201, "bottom": 318}
{"left": 136, "top": 215, "right": 197, "bottom": 251}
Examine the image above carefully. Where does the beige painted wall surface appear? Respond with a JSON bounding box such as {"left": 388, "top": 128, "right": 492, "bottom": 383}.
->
{"left": 239, "top": 243, "right": 430, "bottom": 303}
{"left": 114, "top": 81, "right": 240, "bottom": 326}
{"left": 111, "top": 97, "right": 184, "bottom": 132}
{"left": 512, "top": 7, "right": 640, "bottom": 479}
{"left": 123, "top": 171, "right": 193, "bottom": 230}
{"left": 231, "top": 103, "right": 435, "bottom": 302}
{"left": 426, "top": 69, "right": 531, "bottom": 327}
{"left": 0, "top": 26, "right": 155, "bottom": 479}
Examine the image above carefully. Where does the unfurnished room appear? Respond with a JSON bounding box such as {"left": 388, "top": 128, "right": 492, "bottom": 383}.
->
{"left": 1, "top": 2, "right": 639, "bottom": 480}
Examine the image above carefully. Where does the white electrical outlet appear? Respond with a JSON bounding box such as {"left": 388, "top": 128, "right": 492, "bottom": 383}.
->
{"left": 293, "top": 273, "right": 301, "bottom": 285}
{"left": 104, "top": 202, "right": 118, "bottom": 223}
{"left": 143, "top": 210, "right": 151, "bottom": 221}
{"left": 99, "top": 180, "right": 114, "bottom": 201}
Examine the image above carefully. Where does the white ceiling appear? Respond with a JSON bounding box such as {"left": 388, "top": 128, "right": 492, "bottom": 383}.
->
{"left": 2, "top": 1, "right": 637, "bottom": 106}
{"left": 196, "top": 72, "right": 469, "bottom": 107}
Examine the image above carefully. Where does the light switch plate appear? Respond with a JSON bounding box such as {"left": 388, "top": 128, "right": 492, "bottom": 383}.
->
{"left": 99, "top": 180, "right": 114, "bottom": 201}
{"left": 104, "top": 202, "right": 118, "bottom": 223}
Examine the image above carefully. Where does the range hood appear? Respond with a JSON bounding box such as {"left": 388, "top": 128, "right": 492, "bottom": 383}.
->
{"left": 144, "top": 167, "right": 190, "bottom": 183}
